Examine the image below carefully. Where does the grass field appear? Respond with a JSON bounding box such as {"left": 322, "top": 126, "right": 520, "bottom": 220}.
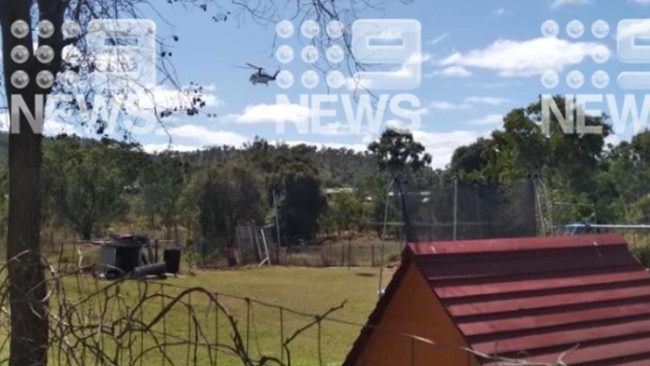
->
{"left": 34, "top": 265, "right": 396, "bottom": 366}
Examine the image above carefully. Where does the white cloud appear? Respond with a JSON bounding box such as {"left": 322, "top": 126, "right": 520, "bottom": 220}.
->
{"left": 465, "top": 81, "right": 521, "bottom": 89}
{"left": 493, "top": 8, "right": 512, "bottom": 15}
{"left": 40, "top": 82, "right": 223, "bottom": 141}
{"left": 141, "top": 128, "right": 486, "bottom": 169}
{"left": 44, "top": 120, "right": 77, "bottom": 135}
{"left": 413, "top": 129, "right": 490, "bottom": 169}
{"left": 617, "top": 19, "right": 650, "bottom": 40}
{"left": 428, "top": 101, "right": 470, "bottom": 110}
{"left": 630, "top": 0, "right": 650, "bottom": 4}
{"left": 437, "top": 37, "right": 605, "bottom": 77}
{"left": 362, "top": 125, "right": 490, "bottom": 169}
{"left": 428, "top": 33, "right": 448, "bottom": 45}
{"left": 345, "top": 52, "right": 432, "bottom": 90}
{"left": 155, "top": 124, "right": 248, "bottom": 146}
{"left": 0, "top": 113, "right": 78, "bottom": 135}
{"left": 427, "top": 96, "right": 509, "bottom": 111}
{"left": 277, "top": 131, "right": 489, "bottom": 170}
{"left": 467, "top": 114, "right": 504, "bottom": 126}
{"left": 142, "top": 143, "right": 201, "bottom": 153}
{"left": 231, "top": 103, "right": 310, "bottom": 124}
{"left": 605, "top": 134, "right": 622, "bottom": 148}
{"left": 269, "top": 139, "right": 369, "bottom": 154}
{"left": 550, "top": 0, "right": 592, "bottom": 9}
{"left": 463, "top": 96, "right": 509, "bottom": 105}
{"left": 126, "top": 85, "right": 222, "bottom": 111}
{"left": 429, "top": 66, "right": 472, "bottom": 78}
{"left": 225, "top": 104, "right": 354, "bottom": 134}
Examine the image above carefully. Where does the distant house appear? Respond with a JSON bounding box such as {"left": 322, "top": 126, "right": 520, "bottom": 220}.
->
{"left": 324, "top": 187, "right": 356, "bottom": 196}
{"left": 344, "top": 234, "right": 650, "bottom": 365}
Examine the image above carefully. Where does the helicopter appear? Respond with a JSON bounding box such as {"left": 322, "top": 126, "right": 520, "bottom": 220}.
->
{"left": 237, "top": 63, "right": 280, "bottom": 86}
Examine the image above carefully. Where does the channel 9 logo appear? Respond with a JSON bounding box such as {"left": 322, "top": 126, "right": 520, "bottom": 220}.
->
{"left": 86, "top": 19, "right": 157, "bottom": 88}
{"left": 8, "top": 18, "right": 159, "bottom": 135}
{"left": 273, "top": 18, "right": 424, "bottom": 135}
{"left": 541, "top": 18, "right": 650, "bottom": 135}
{"left": 539, "top": 18, "right": 650, "bottom": 90}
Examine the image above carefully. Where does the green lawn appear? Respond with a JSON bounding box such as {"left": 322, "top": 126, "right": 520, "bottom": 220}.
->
{"left": 36, "top": 266, "right": 391, "bottom": 366}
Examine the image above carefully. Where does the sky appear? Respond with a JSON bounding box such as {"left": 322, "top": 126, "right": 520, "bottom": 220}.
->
{"left": 2, "top": 0, "right": 650, "bottom": 169}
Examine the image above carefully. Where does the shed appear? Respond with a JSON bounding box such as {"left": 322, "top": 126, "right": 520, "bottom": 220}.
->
{"left": 95, "top": 235, "right": 153, "bottom": 278}
{"left": 343, "top": 233, "right": 650, "bottom": 366}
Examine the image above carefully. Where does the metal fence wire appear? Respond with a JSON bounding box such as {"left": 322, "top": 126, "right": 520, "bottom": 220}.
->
{"left": 399, "top": 178, "right": 538, "bottom": 242}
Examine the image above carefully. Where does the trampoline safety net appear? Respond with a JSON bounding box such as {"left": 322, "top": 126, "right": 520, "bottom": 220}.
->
{"left": 398, "top": 178, "right": 538, "bottom": 242}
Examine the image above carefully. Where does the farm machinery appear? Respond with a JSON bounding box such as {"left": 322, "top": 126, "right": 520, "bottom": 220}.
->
{"left": 93, "top": 234, "right": 181, "bottom": 280}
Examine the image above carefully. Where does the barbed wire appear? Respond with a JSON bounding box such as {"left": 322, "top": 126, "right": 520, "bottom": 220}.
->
{"left": 0, "top": 250, "right": 579, "bottom": 365}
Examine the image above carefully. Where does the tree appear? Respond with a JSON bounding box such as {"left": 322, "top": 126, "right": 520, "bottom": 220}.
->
{"left": 598, "top": 131, "right": 650, "bottom": 221}
{"left": 447, "top": 96, "right": 613, "bottom": 226}
{"left": 279, "top": 171, "right": 327, "bottom": 243}
{"left": 327, "top": 190, "right": 363, "bottom": 235}
{"left": 0, "top": 2, "right": 204, "bottom": 362}
{"left": 367, "top": 128, "right": 432, "bottom": 241}
{"left": 0, "top": 1, "right": 404, "bottom": 363}
{"left": 367, "top": 128, "right": 432, "bottom": 177}
{"left": 447, "top": 137, "right": 496, "bottom": 182}
{"left": 246, "top": 140, "right": 328, "bottom": 245}
{"left": 138, "top": 152, "right": 186, "bottom": 237}
{"left": 195, "top": 161, "right": 265, "bottom": 249}
{"left": 43, "top": 136, "right": 130, "bottom": 239}
{"left": 526, "top": 95, "right": 610, "bottom": 196}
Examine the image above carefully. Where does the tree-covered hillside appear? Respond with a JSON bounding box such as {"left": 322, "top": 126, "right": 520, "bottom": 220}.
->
{"left": 0, "top": 95, "right": 647, "bottom": 247}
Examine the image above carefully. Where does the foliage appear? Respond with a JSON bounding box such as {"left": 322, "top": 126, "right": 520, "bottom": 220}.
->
{"left": 193, "top": 160, "right": 265, "bottom": 247}
{"left": 367, "top": 128, "right": 432, "bottom": 176}
{"left": 2, "top": 93, "right": 650, "bottom": 246}
{"left": 324, "top": 191, "right": 364, "bottom": 233}
{"left": 137, "top": 152, "right": 189, "bottom": 235}
{"left": 43, "top": 136, "right": 132, "bottom": 239}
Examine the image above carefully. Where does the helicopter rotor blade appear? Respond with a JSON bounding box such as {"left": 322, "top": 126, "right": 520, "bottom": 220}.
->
{"left": 246, "top": 62, "right": 264, "bottom": 70}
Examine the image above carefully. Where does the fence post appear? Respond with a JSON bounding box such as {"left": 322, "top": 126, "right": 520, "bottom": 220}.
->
{"left": 453, "top": 177, "right": 458, "bottom": 241}
{"left": 341, "top": 245, "right": 345, "bottom": 267}
{"left": 347, "top": 238, "right": 352, "bottom": 269}
{"left": 371, "top": 244, "right": 375, "bottom": 267}
{"left": 329, "top": 240, "right": 333, "bottom": 264}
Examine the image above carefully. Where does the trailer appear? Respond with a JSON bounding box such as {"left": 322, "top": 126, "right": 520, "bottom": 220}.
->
{"left": 94, "top": 234, "right": 181, "bottom": 280}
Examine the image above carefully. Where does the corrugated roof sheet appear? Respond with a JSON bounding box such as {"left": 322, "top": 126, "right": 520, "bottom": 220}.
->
{"left": 409, "top": 233, "right": 650, "bottom": 365}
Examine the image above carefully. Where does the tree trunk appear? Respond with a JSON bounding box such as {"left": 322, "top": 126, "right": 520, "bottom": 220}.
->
{"left": 3, "top": 53, "right": 49, "bottom": 366}
{"left": 6, "top": 106, "right": 48, "bottom": 366}
{"left": 150, "top": 211, "right": 155, "bottom": 230}
{"left": 1, "top": 2, "right": 66, "bottom": 364}
{"left": 81, "top": 227, "right": 92, "bottom": 241}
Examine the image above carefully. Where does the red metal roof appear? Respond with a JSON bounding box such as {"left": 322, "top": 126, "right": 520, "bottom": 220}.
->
{"left": 411, "top": 233, "right": 650, "bottom": 365}
{"left": 343, "top": 234, "right": 650, "bottom": 366}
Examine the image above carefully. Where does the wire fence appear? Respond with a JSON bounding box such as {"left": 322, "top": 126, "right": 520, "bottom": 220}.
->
{"left": 190, "top": 240, "right": 403, "bottom": 269}
{"left": 0, "top": 251, "right": 578, "bottom": 366}
{"left": 399, "top": 178, "right": 538, "bottom": 242}
{"left": 276, "top": 241, "right": 403, "bottom": 268}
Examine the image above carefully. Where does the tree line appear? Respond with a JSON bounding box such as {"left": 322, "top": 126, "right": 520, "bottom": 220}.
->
{"left": 0, "top": 96, "right": 647, "bottom": 248}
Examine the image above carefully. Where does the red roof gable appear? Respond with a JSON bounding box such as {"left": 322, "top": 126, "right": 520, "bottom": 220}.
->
{"left": 409, "top": 233, "right": 650, "bottom": 365}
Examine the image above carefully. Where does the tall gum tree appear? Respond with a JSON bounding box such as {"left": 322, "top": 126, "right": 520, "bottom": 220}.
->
{"left": 0, "top": 0, "right": 406, "bottom": 364}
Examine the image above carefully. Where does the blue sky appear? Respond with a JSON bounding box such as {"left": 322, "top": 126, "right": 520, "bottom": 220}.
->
{"left": 3, "top": 0, "right": 650, "bottom": 168}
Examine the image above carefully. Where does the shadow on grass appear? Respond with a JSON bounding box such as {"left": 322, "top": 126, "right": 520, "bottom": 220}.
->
{"left": 355, "top": 272, "right": 376, "bottom": 277}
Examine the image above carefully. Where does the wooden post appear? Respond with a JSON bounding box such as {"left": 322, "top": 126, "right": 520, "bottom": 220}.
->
{"left": 347, "top": 237, "right": 352, "bottom": 269}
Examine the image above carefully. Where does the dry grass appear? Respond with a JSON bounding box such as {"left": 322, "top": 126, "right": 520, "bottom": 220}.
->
{"left": 0, "top": 259, "right": 397, "bottom": 366}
